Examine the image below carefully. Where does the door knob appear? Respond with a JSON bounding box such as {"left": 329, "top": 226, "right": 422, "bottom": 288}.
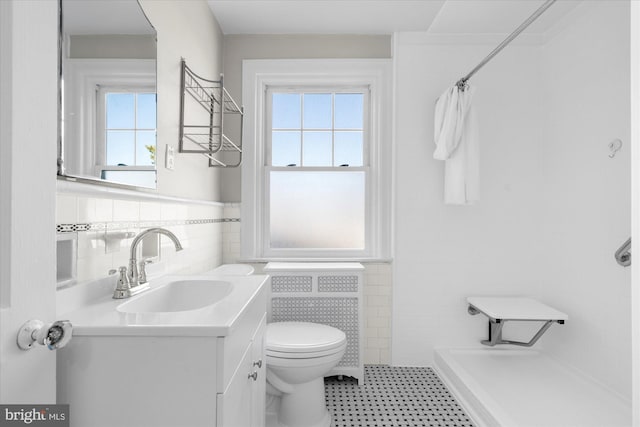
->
{"left": 17, "top": 320, "right": 73, "bottom": 351}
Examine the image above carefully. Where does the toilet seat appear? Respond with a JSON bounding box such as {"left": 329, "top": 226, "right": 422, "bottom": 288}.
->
{"left": 266, "top": 322, "right": 346, "bottom": 358}
{"left": 266, "top": 346, "right": 345, "bottom": 359}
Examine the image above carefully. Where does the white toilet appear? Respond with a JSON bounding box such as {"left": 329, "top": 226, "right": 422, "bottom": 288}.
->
{"left": 265, "top": 321, "right": 347, "bottom": 427}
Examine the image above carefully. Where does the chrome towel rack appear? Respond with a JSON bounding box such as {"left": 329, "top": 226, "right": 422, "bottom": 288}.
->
{"left": 615, "top": 237, "right": 631, "bottom": 267}
{"left": 178, "top": 59, "right": 244, "bottom": 168}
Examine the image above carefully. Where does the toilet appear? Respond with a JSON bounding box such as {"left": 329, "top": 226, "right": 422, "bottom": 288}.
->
{"left": 265, "top": 321, "right": 347, "bottom": 427}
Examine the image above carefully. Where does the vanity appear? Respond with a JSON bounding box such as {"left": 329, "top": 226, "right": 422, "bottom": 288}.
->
{"left": 57, "top": 273, "right": 268, "bottom": 427}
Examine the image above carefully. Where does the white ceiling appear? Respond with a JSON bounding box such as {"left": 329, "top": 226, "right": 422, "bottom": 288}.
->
{"left": 207, "top": 0, "right": 583, "bottom": 36}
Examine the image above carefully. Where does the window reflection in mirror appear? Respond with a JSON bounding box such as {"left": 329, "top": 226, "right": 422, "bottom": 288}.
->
{"left": 59, "top": 0, "right": 157, "bottom": 188}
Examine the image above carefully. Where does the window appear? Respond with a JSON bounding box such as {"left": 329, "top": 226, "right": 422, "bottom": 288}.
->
{"left": 96, "top": 88, "right": 157, "bottom": 188}
{"left": 268, "top": 89, "right": 367, "bottom": 251}
{"left": 242, "top": 59, "right": 392, "bottom": 260}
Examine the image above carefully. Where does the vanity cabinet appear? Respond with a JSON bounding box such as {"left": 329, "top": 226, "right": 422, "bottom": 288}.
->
{"left": 57, "top": 278, "right": 267, "bottom": 427}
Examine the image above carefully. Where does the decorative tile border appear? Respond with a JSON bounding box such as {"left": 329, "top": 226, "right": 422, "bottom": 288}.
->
{"left": 56, "top": 218, "right": 239, "bottom": 234}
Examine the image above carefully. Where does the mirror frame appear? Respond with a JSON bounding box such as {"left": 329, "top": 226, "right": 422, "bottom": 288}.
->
{"left": 57, "top": 0, "right": 158, "bottom": 191}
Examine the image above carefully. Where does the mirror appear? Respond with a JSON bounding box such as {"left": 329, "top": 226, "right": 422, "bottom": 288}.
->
{"left": 59, "top": 0, "right": 157, "bottom": 189}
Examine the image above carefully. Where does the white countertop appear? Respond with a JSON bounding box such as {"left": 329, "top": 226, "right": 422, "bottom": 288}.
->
{"left": 59, "top": 274, "right": 268, "bottom": 337}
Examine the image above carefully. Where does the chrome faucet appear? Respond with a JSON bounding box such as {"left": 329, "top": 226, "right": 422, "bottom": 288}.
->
{"left": 112, "top": 228, "right": 184, "bottom": 299}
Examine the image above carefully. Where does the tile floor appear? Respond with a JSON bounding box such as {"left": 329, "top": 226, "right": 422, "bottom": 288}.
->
{"left": 325, "top": 366, "right": 475, "bottom": 427}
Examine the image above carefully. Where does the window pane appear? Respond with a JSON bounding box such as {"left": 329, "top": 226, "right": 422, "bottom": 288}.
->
{"left": 106, "top": 131, "right": 135, "bottom": 165}
{"left": 106, "top": 93, "right": 135, "bottom": 128}
{"left": 272, "top": 93, "right": 300, "bottom": 129}
{"left": 272, "top": 131, "right": 301, "bottom": 166}
{"left": 136, "top": 131, "right": 156, "bottom": 166}
{"left": 136, "top": 93, "right": 156, "bottom": 129}
{"left": 270, "top": 171, "right": 365, "bottom": 249}
{"left": 303, "top": 131, "right": 332, "bottom": 166}
{"left": 303, "top": 93, "right": 331, "bottom": 129}
{"left": 335, "top": 93, "right": 363, "bottom": 129}
{"left": 335, "top": 131, "right": 363, "bottom": 166}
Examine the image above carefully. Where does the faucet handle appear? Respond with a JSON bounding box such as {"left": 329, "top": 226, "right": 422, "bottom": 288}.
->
{"left": 138, "top": 259, "right": 153, "bottom": 284}
{"left": 112, "top": 266, "right": 131, "bottom": 299}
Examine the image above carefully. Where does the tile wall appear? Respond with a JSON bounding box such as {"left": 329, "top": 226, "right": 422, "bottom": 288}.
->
{"left": 222, "top": 203, "right": 393, "bottom": 365}
{"left": 56, "top": 190, "right": 224, "bottom": 288}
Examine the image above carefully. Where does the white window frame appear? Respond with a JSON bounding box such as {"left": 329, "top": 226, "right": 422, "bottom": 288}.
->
{"left": 241, "top": 59, "right": 393, "bottom": 261}
{"left": 63, "top": 58, "right": 155, "bottom": 179}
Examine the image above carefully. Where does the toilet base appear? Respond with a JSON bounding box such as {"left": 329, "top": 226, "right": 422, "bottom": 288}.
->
{"left": 266, "top": 377, "right": 331, "bottom": 427}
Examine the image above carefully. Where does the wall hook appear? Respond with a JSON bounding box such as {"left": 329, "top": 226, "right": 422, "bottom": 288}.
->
{"left": 608, "top": 138, "right": 622, "bottom": 158}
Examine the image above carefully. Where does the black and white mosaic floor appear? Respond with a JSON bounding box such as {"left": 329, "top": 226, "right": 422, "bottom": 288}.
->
{"left": 325, "top": 366, "right": 475, "bottom": 427}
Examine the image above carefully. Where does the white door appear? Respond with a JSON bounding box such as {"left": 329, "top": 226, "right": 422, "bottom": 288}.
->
{"left": 0, "top": 0, "right": 59, "bottom": 403}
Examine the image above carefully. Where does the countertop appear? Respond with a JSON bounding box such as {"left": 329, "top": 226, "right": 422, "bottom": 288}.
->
{"left": 59, "top": 274, "right": 268, "bottom": 337}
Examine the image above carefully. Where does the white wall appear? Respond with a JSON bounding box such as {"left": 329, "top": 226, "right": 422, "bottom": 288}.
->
{"left": 393, "top": 32, "right": 545, "bottom": 364}
{"left": 631, "top": 1, "right": 640, "bottom": 422}
{"left": 392, "top": 0, "right": 631, "bottom": 398}
{"left": 537, "top": 1, "right": 631, "bottom": 397}
{"left": 139, "top": 0, "right": 224, "bottom": 202}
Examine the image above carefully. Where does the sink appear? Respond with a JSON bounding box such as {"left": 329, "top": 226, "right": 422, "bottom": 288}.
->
{"left": 117, "top": 279, "right": 233, "bottom": 314}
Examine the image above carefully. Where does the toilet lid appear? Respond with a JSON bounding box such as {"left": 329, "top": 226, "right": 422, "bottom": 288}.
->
{"left": 265, "top": 322, "right": 346, "bottom": 354}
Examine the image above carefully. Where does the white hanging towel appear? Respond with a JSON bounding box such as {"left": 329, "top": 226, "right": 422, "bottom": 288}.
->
{"left": 433, "top": 84, "right": 479, "bottom": 205}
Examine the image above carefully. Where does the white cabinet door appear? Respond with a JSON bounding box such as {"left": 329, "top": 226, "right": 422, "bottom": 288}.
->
{"left": 250, "top": 315, "right": 267, "bottom": 427}
{"left": 217, "top": 343, "right": 253, "bottom": 427}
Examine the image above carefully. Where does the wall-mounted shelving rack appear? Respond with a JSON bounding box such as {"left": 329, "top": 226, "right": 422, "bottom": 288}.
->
{"left": 179, "top": 59, "right": 244, "bottom": 167}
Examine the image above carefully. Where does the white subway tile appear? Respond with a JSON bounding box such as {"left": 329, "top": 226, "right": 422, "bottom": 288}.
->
{"left": 363, "top": 348, "right": 380, "bottom": 365}
{"left": 77, "top": 197, "right": 95, "bottom": 223}
{"left": 57, "top": 194, "right": 78, "bottom": 223}
{"left": 94, "top": 198, "right": 113, "bottom": 222}
{"left": 379, "top": 349, "right": 391, "bottom": 365}
{"left": 140, "top": 202, "right": 162, "bottom": 221}
{"left": 112, "top": 200, "right": 139, "bottom": 222}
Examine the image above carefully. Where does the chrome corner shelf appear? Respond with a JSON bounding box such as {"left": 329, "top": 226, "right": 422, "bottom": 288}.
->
{"left": 179, "top": 59, "right": 244, "bottom": 167}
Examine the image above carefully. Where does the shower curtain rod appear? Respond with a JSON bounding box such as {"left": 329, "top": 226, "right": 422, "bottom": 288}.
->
{"left": 456, "top": 0, "right": 556, "bottom": 90}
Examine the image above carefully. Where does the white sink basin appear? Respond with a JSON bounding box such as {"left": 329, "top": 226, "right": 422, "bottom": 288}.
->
{"left": 117, "top": 279, "right": 233, "bottom": 314}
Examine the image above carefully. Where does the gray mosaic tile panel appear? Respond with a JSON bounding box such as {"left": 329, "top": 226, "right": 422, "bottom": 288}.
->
{"left": 325, "top": 366, "right": 474, "bottom": 427}
{"left": 318, "top": 275, "right": 359, "bottom": 293}
{"left": 271, "top": 275, "right": 313, "bottom": 293}
{"left": 271, "top": 297, "right": 359, "bottom": 367}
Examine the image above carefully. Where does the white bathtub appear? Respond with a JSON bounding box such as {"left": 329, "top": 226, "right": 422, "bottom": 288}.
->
{"left": 434, "top": 348, "right": 631, "bottom": 427}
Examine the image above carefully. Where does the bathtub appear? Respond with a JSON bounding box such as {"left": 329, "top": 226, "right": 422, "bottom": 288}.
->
{"left": 434, "top": 348, "right": 631, "bottom": 427}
